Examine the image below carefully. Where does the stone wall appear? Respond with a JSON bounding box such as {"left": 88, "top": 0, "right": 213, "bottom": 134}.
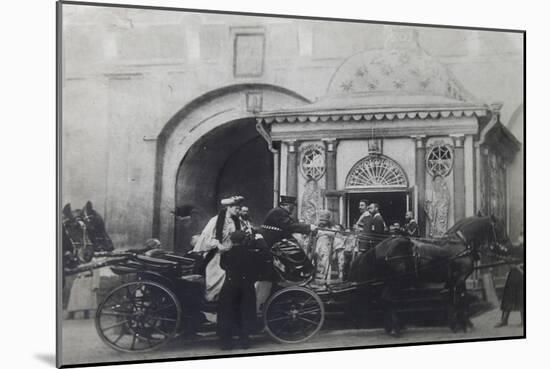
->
{"left": 61, "top": 4, "right": 523, "bottom": 248}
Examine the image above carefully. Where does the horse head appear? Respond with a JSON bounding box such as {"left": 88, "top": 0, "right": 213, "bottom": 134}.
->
{"left": 446, "top": 215, "right": 510, "bottom": 257}
{"left": 487, "top": 214, "right": 511, "bottom": 256}
{"left": 62, "top": 203, "right": 95, "bottom": 268}
{"left": 82, "top": 201, "right": 114, "bottom": 252}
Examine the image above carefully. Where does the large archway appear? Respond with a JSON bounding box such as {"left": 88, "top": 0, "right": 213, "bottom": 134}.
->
{"left": 173, "top": 118, "right": 273, "bottom": 253}
{"left": 153, "top": 84, "right": 310, "bottom": 250}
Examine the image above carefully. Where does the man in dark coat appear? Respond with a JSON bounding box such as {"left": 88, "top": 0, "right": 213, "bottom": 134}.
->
{"left": 358, "top": 203, "right": 387, "bottom": 252}
{"left": 260, "top": 195, "right": 316, "bottom": 248}
{"left": 355, "top": 199, "right": 372, "bottom": 252}
{"left": 495, "top": 233, "right": 524, "bottom": 327}
{"left": 217, "top": 230, "right": 270, "bottom": 350}
{"left": 402, "top": 211, "right": 419, "bottom": 237}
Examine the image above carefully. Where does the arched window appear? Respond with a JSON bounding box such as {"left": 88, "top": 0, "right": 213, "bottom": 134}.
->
{"left": 345, "top": 155, "right": 408, "bottom": 189}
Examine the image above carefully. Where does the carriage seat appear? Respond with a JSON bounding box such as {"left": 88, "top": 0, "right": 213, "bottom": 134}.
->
{"left": 272, "top": 239, "right": 309, "bottom": 264}
{"left": 180, "top": 274, "right": 204, "bottom": 284}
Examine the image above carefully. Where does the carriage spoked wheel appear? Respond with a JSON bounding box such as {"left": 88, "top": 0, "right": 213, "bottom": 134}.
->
{"left": 263, "top": 286, "right": 325, "bottom": 344}
{"left": 95, "top": 281, "right": 182, "bottom": 352}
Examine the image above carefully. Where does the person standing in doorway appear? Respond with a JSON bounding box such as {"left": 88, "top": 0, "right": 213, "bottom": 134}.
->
{"left": 402, "top": 211, "right": 419, "bottom": 237}
{"left": 355, "top": 199, "right": 372, "bottom": 253}
{"left": 354, "top": 199, "right": 370, "bottom": 231}
{"left": 359, "top": 203, "right": 387, "bottom": 252}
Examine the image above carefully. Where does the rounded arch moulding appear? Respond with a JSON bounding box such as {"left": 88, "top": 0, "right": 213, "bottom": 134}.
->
{"left": 345, "top": 154, "right": 409, "bottom": 190}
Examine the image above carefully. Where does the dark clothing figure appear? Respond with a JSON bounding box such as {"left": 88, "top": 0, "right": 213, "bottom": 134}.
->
{"left": 501, "top": 265, "right": 524, "bottom": 311}
{"left": 217, "top": 231, "right": 270, "bottom": 349}
{"left": 261, "top": 206, "right": 311, "bottom": 247}
{"left": 403, "top": 219, "right": 419, "bottom": 237}
{"left": 358, "top": 213, "right": 386, "bottom": 252}
{"left": 496, "top": 243, "right": 524, "bottom": 327}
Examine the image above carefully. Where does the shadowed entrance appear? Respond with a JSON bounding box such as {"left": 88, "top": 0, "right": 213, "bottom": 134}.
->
{"left": 348, "top": 192, "right": 408, "bottom": 229}
{"left": 174, "top": 118, "right": 272, "bottom": 253}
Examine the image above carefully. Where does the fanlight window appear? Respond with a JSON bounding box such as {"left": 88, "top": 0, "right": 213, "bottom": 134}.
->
{"left": 346, "top": 155, "right": 408, "bottom": 188}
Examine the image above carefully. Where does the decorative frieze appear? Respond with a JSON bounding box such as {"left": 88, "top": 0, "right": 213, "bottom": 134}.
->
{"left": 256, "top": 108, "right": 487, "bottom": 125}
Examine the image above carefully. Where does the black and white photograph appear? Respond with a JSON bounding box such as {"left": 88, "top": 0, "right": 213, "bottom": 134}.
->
{"left": 55, "top": 0, "right": 525, "bottom": 367}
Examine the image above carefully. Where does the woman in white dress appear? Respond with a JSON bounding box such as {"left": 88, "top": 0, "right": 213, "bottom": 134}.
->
{"left": 193, "top": 196, "right": 244, "bottom": 301}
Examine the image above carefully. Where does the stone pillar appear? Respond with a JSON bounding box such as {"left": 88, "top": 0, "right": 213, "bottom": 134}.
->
{"left": 479, "top": 147, "right": 490, "bottom": 216}
{"left": 323, "top": 139, "right": 339, "bottom": 222}
{"left": 464, "top": 135, "right": 475, "bottom": 216}
{"left": 272, "top": 144, "right": 280, "bottom": 207}
{"left": 452, "top": 135, "right": 466, "bottom": 221}
{"left": 475, "top": 145, "right": 481, "bottom": 214}
{"left": 285, "top": 140, "right": 298, "bottom": 197}
{"left": 412, "top": 135, "right": 426, "bottom": 236}
{"left": 324, "top": 139, "right": 338, "bottom": 190}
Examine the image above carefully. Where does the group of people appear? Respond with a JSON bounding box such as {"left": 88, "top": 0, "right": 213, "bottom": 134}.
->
{"left": 188, "top": 195, "right": 425, "bottom": 349}
{"left": 186, "top": 194, "right": 523, "bottom": 349}
{"left": 190, "top": 194, "right": 315, "bottom": 350}
{"left": 353, "top": 199, "right": 419, "bottom": 253}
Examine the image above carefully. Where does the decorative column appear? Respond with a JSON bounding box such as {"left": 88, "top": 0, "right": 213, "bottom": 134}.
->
{"left": 323, "top": 139, "right": 340, "bottom": 222}
{"left": 479, "top": 147, "right": 490, "bottom": 216}
{"left": 451, "top": 134, "right": 466, "bottom": 221}
{"left": 285, "top": 140, "right": 298, "bottom": 197}
{"left": 412, "top": 135, "right": 426, "bottom": 236}
{"left": 464, "top": 135, "right": 475, "bottom": 216}
{"left": 272, "top": 143, "right": 280, "bottom": 207}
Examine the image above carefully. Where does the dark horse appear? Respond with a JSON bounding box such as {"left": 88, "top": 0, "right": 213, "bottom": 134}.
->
{"left": 62, "top": 201, "right": 114, "bottom": 271}
{"left": 62, "top": 203, "right": 95, "bottom": 271}
{"left": 81, "top": 201, "right": 114, "bottom": 253}
{"left": 348, "top": 215, "right": 509, "bottom": 335}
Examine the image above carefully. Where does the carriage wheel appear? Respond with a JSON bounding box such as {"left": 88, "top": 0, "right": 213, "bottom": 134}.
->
{"left": 263, "top": 286, "right": 324, "bottom": 344}
{"left": 95, "top": 281, "right": 182, "bottom": 352}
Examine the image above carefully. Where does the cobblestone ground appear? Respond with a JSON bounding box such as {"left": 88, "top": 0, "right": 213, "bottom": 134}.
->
{"left": 60, "top": 309, "right": 523, "bottom": 366}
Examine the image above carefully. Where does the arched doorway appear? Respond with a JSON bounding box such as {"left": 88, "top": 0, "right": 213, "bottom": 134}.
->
{"left": 345, "top": 155, "right": 411, "bottom": 228}
{"left": 174, "top": 118, "right": 273, "bottom": 253}
{"left": 153, "top": 84, "right": 310, "bottom": 251}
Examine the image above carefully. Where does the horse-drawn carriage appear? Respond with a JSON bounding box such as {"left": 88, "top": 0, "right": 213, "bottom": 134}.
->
{"left": 63, "top": 202, "right": 514, "bottom": 352}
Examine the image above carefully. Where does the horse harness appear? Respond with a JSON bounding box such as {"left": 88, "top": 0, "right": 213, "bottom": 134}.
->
{"left": 383, "top": 231, "right": 475, "bottom": 278}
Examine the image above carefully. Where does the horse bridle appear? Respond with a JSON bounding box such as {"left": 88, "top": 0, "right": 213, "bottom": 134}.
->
{"left": 487, "top": 221, "right": 509, "bottom": 257}
{"left": 63, "top": 218, "right": 93, "bottom": 254}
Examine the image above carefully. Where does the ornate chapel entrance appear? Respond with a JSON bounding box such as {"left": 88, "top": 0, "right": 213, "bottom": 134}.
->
{"left": 344, "top": 154, "right": 411, "bottom": 229}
